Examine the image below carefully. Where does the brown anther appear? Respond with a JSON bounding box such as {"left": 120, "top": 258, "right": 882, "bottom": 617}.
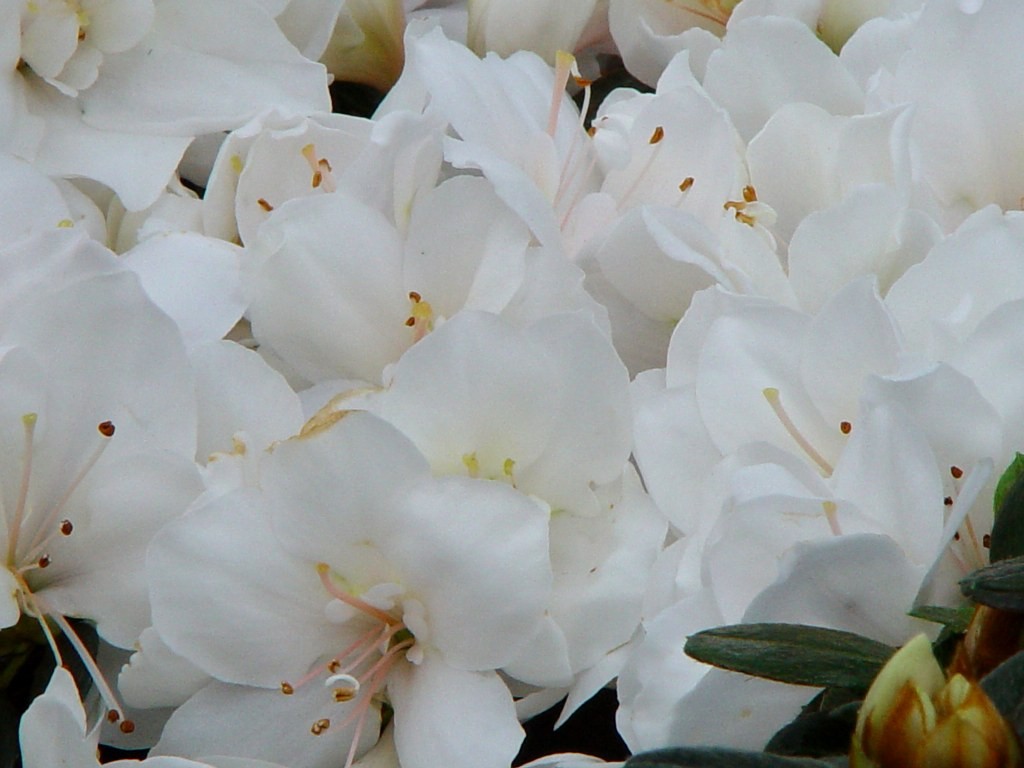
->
{"left": 587, "top": 126, "right": 597, "bottom": 137}
{"left": 327, "top": 660, "right": 341, "bottom": 673}
{"left": 742, "top": 185, "right": 757, "bottom": 203}
{"left": 107, "top": 709, "right": 120, "bottom": 723}
{"left": 405, "top": 317, "right": 416, "bottom": 327}
{"left": 98, "top": 421, "right": 115, "bottom": 437}
{"left": 839, "top": 421, "right": 852, "bottom": 435}
{"left": 311, "top": 718, "right": 330, "bottom": 736}
{"left": 280, "top": 682, "right": 294, "bottom": 695}
{"left": 954, "top": 531, "right": 961, "bottom": 541}
{"left": 60, "top": 519, "right": 73, "bottom": 536}
{"left": 311, "top": 171, "right": 323, "bottom": 188}
{"left": 333, "top": 688, "right": 357, "bottom": 703}
{"left": 723, "top": 200, "right": 742, "bottom": 211}
{"left": 408, "top": 291, "right": 422, "bottom": 302}
{"left": 573, "top": 76, "right": 593, "bottom": 88}
{"left": 951, "top": 465, "right": 964, "bottom": 479}
{"left": 735, "top": 211, "right": 756, "bottom": 226}
{"left": 649, "top": 126, "right": 665, "bottom": 144}
{"left": 257, "top": 198, "right": 274, "bottom": 212}
{"left": 944, "top": 496, "right": 954, "bottom": 506}
{"left": 38, "top": 555, "right": 50, "bottom": 568}
{"left": 320, "top": 159, "right": 333, "bottom": 173}
{"left": 983, "top": 533, "right": 992, "bottom": 549}
{"left": 119, "top": 720, "right": 136, "bottom": 734}
{"left": 679, "top": 177, "right": 694, "bottom": 192}
{"left": 78, "top": 28, "right": 86, "bottom": 41}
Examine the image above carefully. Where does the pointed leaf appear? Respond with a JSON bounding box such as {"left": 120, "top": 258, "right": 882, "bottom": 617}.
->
{"left": 960, "top": 556, "right": 1024, "bottom": 612}
{"left": 981, "top": 649, "right": 1024, "bottom": 741}
{"left": 685, "top": 624, "right": 894, "bottom": 692}
{"left": 991, "top": 453, "right": 1024, "bottom": 562}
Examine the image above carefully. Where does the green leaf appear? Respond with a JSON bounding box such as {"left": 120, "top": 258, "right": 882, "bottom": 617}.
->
{"left": 959, "top": 556, "right": 1024, "bottom": 612}
{"left": 625, "top": 747, "right": 846, "bottom": 767}
{"left": 981, "top": 649, "right": 1024, "bottom": 742}
{"left": 765, "top": 700, "right": 860, "bottom": 758}
{"left": 907, "top": 605, "right": 974, "bottom": 633}
{"left": 991, "top": 453, "right": 1024, "bottom": 562}
{"left": 684, "top": 624, "right": 894, "bottom": 692}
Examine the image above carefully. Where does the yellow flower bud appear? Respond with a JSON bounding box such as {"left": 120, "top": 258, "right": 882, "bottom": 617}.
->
{"left": 851, "top": 634, "right": 1022, "bottom": 768}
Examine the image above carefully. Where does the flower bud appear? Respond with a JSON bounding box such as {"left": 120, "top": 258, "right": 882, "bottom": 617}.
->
{"left": 851, "top": 634, "right": 1022, "bottom": 768}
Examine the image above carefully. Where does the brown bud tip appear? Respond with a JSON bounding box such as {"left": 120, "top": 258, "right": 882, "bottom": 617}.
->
{"left": 98, "top": 421, "right": 115, "bottom": 437}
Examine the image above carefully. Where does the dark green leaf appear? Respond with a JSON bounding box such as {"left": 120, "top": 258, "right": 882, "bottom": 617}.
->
{"left": 991, "top": 453, "right": 1024, "bottom": 562}
{"left": 625, "top": 747, "right": 845, "bottom": 767}
{"left": 765, "top": 700, "right": 860, "bottom": 758}
{"left": 907, "top": 605, "right": 974, "bottom": 633}
{"left": 981, "top": 649, "right": 1024, "bottom": 741}
{"left": 685, "top": 624, "right": 894, "bottom": 692}
{"left": 960, "top": 556, "right": 1024, "bottom": 612}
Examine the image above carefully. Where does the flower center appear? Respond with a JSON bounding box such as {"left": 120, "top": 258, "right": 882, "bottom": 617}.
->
{"left": 280, "top": 562, "right": 417, "bottom": 768}
{"left": 2, "top": 414, "right": 135, "bottom": 732}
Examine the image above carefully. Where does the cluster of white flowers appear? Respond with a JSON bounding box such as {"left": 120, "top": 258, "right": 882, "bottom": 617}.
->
{"left": 4, "top": 0, "right": 1023, "bottom": 766}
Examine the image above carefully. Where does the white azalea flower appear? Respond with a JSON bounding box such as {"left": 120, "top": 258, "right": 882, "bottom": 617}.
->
{"left": 148, "top": 412, "right": 552, "bottom": 768}
{"left": 6, "top": 0, "right": 331, "bottom": 211}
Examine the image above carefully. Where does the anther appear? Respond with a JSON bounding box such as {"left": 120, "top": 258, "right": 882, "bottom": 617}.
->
{"left": 679, "top": 177, "right": 694, "bottom": 193}
{"left": 311, "top": 719, "right": 331, "bottom": 736}
{"left": 37, "top": 555, "right": 50, "bottom": 568}
{"left": 839, "top": 421, "right": 852, "bottom": 434}
{"left": 327, "top": 660, "right": 341, "bottom": 673}
{"left": 98, "top": 421, "right": 115, "bottom": 437}
{"left": 326, "top": 672, "right": 360, "bottom": 702}
{"left": 312, "top": 171, "right": 323, "bottom": 188}
{"left": 60, "top": 520, "right": 73, "bottom": 536}
{"left": 404, "top": 317, "right": 416, "bottom": 327}
{"left": 257, "top": 198, "right": 274, "bottom": 212}
{"left": 119, "top": 719, "right": 136, "bottom": 734}
{"left": 649, "top": 126, "right": 665, "bottom": 144}
{"left": 742, "top": 185, "right": 757, "bottom": 203}
{"left": 944, "top": 496, "right": 954, "bottom": 506}
{"left": 280, "top": 682, "right": 294, "bottom": 695}
{"left": 983, "top": 533, "right": 992, "bottom": 549}
{"left": 954, "top": 531, "right": 961, "bottom": 541}
{"left": 107, "top": 709, "right": 120, "bottom": 723}
{"left": 951, "top": 465, "right": 964, "bottom": 479}
{"left": 409, "top": 291, "right": 421, "bottom": 302}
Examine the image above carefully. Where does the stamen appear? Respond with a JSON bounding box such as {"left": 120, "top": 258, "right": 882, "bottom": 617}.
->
{"left": 839, "top": 421, "right": 852, "bottom": 434}
{"left": 822, "top": 501, "right": 842, "bottom": 536}
{"left": 743, "top": 185, "right": 758, "bottom": 203}
{"left": 649, "top": 126, "right": 665, "bottom": 144}
{"left": 59, "top": 520, "right": 73, "bottom": 536}
{"left": 503, "top": 458, "right": 515, "bottom": 478}
{"left": 300, "top": 144, "right": 337, "bottom": 193}
{"left": 8, "top": 413, "right": 38, "bottom": 564}
{"left": 679, "top": 177, "right": 695, "bottom": 193}
{"left": 326, "top": 672, "right": 360, "bottom": 702}
{"left": 257, "top": 198, "right": 274, "bottom": 212}
{"left": 762, "top": 388, "right": 834, "bottom": 476}
{"left": 36, "top": 594, "right": 134, "bottom": 733}
{"left": 280, "top": 682, "right": 294, "bottom": 695}
{"left": 22, "top": 421, "right": 115, "bottom": 562}
{"left": 311, "top": 718, "right": 330, "bottom": 736}
{"left": 316, "top": 564, "right": 398, "bottom": 626}
{"left": 951, "top": 465, "right": 964, "bottom": 479}
{"left": 548, "top": 51, "right": 575, "bottom": 138}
